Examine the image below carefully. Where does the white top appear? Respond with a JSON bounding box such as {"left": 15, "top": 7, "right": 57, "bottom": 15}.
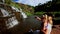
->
{"left": 46, "top": 23, "right": 52, "bottom": 34}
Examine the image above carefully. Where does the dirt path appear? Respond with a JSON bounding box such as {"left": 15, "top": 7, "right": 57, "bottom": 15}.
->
{"left": 51, "top": 25, "right": 60, "bottom": 34}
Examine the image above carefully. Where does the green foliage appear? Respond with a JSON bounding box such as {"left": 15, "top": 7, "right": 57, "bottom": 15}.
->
{"left": 5, "top": 0, "right": 34, "bottom": 14}
{"left": 34, "top": 12, "right": 45, "bottom": 16}
{"left": 5, "top": 0, "right": 12, "bottom": 4}
{"left": 10, "top": 2, "right": 20, "bottom": 8}
{"left": 35, "top": 0, "right": 60, "bottom": 12}
{"left": 25, "top": 11, "right": 33, "bottom": 16}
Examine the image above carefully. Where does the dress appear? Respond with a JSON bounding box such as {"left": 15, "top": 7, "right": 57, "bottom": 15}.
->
{"left": 46, "top": 23, "right": 52, "bottom": 34}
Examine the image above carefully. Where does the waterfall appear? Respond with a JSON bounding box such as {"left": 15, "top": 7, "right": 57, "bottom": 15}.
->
{"left": 2, "top": 0, "right": 5, "bottom": 3}
{"left": 6, "top": 16, "right": 19, "bottom": 29}
{"left": 20, "top": 8, "right": 27, "bottom": 18}
{"left": 0, "top": 5, "right": 27, "bottom": 29}
{"left": 11, "top": 6, "right": 19, "bottom": 12}
{"left": 0, "top": 8, "right": 19, "bottom": 29}
{"left": 0, "top": 0, "right": 5, "bottom": 3}
{"left": 0, "top": 8, "right": 9, "bottom": 17}
{"left": 11, "top": 6, "right": 27, "bottom": 18}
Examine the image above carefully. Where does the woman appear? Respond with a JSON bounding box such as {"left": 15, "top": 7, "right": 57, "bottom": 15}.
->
{"left": 35, "top": 14, "right": 48, "bottom": 34}
{"left": 41, "top": 14, "right": 48, "bottom": 34}
{"left": 35, "top": 13, "right": 53, "bottom": 34}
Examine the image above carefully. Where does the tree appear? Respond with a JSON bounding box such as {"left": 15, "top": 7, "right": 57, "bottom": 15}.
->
{"left": 34, "top": 0, "right": 60, "bottom": 12}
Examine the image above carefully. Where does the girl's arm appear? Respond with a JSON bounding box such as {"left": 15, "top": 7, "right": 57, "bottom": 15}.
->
{"left": 35, "top": 16, "right": 41, "bottom": 21}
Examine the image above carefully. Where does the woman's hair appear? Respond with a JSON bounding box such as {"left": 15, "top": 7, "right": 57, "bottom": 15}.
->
{"left": 43, "top": 12, "right": 53, "bottom": 18}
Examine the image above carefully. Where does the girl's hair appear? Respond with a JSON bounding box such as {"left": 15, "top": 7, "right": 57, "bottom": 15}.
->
{"left": 43, "top": 13, "right": 53, "bottom": 18}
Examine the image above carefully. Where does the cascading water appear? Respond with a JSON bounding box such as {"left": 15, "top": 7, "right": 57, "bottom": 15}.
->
{"left": 1, "top": 8, "right": 9, "bottom": 17}
{"left": 11, "top": 6, "right": 27, "bottom": 18}
{"left": 11, "top": 6, "right": 19, "bottom": 12}
{"left": 2, "top": 0, "right": 5, "bottom": 3}
{"left": 0, "top": 0, "right": 5, "bottom": 3}
{"left": 0, "top": 8, "right": 19, "bottom": 29}
{"left": 20, "top": 8, "right": 27, "bottom": 18}
{"left": 6, "top": 16, "right": 19, "bottom": 29}
{"left": 4, "top": 6, "right": 28, "bottom": 29}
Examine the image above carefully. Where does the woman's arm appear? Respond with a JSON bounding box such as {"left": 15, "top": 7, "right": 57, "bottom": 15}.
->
{"left": 35, "top": 16, "right": 41, "bottom": 21}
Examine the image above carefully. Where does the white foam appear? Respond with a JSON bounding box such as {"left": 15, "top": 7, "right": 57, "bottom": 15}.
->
{"left": 1, "top": 9, "right": 9, "bottom": 17}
